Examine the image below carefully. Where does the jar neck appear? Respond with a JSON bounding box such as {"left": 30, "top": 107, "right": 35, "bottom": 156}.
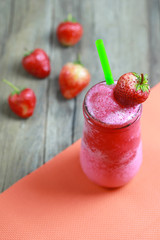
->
{"left": 83, "top": 100, "right": 142, "bottom": 131}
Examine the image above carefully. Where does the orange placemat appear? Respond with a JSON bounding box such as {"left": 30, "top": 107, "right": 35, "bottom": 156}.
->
{"left": 0, "top": 84, "right": 160, "bottom": 240}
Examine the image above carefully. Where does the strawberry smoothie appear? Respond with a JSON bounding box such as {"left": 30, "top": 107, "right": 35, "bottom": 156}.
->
{"left": 80, "top": 81, "right": 142, "bottom": 188}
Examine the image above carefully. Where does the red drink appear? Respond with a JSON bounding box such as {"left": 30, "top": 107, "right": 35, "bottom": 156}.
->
{"left": 80, "top": 82, "right": 142, "bottom": 188}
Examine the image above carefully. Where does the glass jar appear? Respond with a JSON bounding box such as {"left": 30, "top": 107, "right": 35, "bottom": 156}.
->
{"left": 80, "top": 83, "right": 142, "bottom": 188}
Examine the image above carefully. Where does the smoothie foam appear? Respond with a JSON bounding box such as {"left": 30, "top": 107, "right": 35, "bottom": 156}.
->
{"left": 85, "top": 82, "right": 140, "bottom": 128}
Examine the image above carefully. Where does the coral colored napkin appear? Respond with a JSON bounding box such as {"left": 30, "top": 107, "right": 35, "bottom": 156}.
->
{"left": 0, "top": 84, "right": 160, "bottom": 240}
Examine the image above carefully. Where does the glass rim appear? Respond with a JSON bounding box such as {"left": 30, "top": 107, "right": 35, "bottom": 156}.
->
{"left": 83, "top": 81, "right": 142, "bottom": 130}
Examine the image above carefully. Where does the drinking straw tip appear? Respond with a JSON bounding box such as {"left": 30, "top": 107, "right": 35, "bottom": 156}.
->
{"left": 95, "top": 39, "right": 114, "bottom": 85}
{"left": 95, "top": 39, "right": 103, "bottom": 46}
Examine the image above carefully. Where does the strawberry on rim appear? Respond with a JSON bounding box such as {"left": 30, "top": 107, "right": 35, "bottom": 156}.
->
{"left": 114, "top": 72, "right": 150, "bottom": 107}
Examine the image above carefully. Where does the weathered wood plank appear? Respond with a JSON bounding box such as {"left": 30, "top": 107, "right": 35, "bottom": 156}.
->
{"left": 0, "top": 0, "right": 13, "bottom": 192}
{"left": 44, "top": 0, "right": 83, "bottom": 161}
{"left": 147, "top": 0, "right": 160, "bottom": 87}
{"left": 0, "top": 0, "right": 52, "bottom": 192}
{"left": 72, "top": 0, "right": 97, "bottom": 142}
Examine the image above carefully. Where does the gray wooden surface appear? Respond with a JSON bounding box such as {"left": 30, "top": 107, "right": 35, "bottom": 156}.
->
{"left": 0, "top": 0, "right": 160, "bottom": 193}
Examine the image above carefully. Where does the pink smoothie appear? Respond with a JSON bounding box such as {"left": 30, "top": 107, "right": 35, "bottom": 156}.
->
{"left": 80, "top": 81, "right": 142, "bottom": 188}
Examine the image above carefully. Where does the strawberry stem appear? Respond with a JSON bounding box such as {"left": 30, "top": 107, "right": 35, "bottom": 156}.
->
{"left": 64, "top": 14, "right": 76, "bottom": 22}
{"left": 77, "top": 54, "right": 81, "bottom": 64}
{"left": 2, "top": 79, "right": 20, "bottom": 93}
{"left": 24, "top": 50, "right": 33, "bottom": 57}
{"left": 141, "top": 73, "right": 144, "bottom": 84}
{"left": 74, "top": 54, "right": 83, "bottom": 66}
{"left": 67, "top": 14, "right": 72, "bottom": 21}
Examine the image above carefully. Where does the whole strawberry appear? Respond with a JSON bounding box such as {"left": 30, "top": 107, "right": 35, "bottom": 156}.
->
{"left": 3, "top": 79, "right": 36, "bottom": 118}
{"left": 114, "top": 72, "right": 150, "bottom": 106}
{"left": 56, "top": 14, "right": 83, "bottom": 46}
{"left": 22, "top": 48, "right": 51, "bottom": 79}
{"left": 59, "top": 58, "right": 91, "bottom": 99}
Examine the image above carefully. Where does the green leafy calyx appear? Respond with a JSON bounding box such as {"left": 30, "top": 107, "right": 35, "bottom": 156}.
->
{"left": 24, "top": 50, "right": 33, "bottom": 57}
{"left": 64, "top": 14, "right": 77, "bottom": 23}
{"left": 133, "top": 72, "right": 150, "bottom": 93}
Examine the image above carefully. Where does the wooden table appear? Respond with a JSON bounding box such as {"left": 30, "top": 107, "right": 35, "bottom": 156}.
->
{"left": 0, "top": 0, "right": 159, "bottom": 193}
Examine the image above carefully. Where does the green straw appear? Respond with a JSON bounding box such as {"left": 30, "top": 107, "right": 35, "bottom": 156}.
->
{"left": 95, "top": 39, "right": 114, "bottom": 85}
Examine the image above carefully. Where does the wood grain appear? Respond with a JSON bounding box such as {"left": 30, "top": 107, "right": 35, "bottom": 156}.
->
{"left": 0, "top": 0, "right": 51, "bottom": 191}
{"left": 0, "top": 0, "right": 160, "bottom": 193}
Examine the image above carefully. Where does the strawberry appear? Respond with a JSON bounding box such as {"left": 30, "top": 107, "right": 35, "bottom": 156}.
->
{"left": 56, "top": 14, "right": 83, "bottom": 46}
{"left": 114, "top": 72, "right": 150, "bottom": 107}
{"left": 59, "top": 58, "right": 91, "bottom": 99}
{"left": 22, "top": 48, "right": 51, "bottom": 79}
{"left": 3, "top": 79, "right": 36, "bottom": 118}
